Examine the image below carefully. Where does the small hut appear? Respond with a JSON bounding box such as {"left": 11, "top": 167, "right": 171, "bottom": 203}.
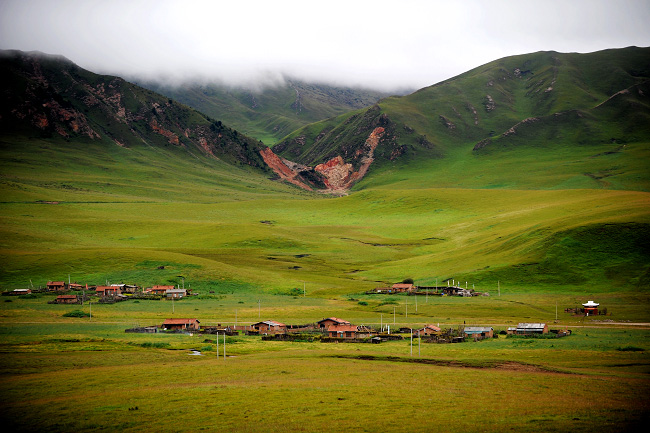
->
{"left": 582, "top": 301, "right": 599, "bottom": 316}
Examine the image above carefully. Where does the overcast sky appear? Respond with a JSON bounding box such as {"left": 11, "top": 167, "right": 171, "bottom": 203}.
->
{"left": 1, "top": 0, "right": 649, "bottom": 91}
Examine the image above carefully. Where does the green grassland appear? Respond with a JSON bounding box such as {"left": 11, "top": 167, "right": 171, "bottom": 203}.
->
{"left": 0, "top": 303, "right": 648, "bottom": 432}
{"left": 1, "top": 47, "right": 649, "bottom": 431}
{"left": 1, "top": 132, "right": 649, "bottom": 430}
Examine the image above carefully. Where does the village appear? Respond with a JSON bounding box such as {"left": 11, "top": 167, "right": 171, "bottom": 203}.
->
{"left": 2, "top": 279, "right": 601, "bottom": 345}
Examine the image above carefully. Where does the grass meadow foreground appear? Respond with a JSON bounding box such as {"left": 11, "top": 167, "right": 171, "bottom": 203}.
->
{"left": 1, "top": 133, "right": 649, "bottom": 431}
{"left": 0, "top": 293, "right": 649, "bottom": 432}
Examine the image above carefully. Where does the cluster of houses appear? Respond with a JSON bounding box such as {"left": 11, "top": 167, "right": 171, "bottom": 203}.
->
{"left": 31, "top": 281, "right": 190, "bottom": 304}
{"left": 368, "top": 282, "right": 486, "bottom": 297}
{"left": 9, "top": 279, "right": 580, "bottom": 341}
{"left": 134, "top": 315, "right": 559, "bottom": 343}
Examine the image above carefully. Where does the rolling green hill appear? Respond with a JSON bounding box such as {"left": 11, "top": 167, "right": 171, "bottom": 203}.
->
{"left": 274, "top": 47, "right": 650, "bottom": 192}
{"left": 139, "top": 78, "right": 394, "bottom": 145}
{"left": 0, "top": 48, "right": 648, "bottom": 303}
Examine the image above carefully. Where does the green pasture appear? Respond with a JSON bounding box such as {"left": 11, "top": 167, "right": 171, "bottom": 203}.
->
{"left": 1, "top": 187, "right": 648, "bottom": 301}
{"left": 0, "top": 310, "right": 648, "bottom": 432}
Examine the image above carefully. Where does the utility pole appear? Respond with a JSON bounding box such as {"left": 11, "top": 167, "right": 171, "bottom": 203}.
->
{"left": 216, "top": 332, "right": 219, "bottom": 359}
{"left": 418, "top": 330, "right": 421, "bottom": 358}
{"left": 303, "top": 281, "right": 306, "bottom": 297}
{"left": 415, "top": 293, "right": 418, "bottom": 312}
{"left": 410, "top": 329, "right": 413, "bottom": 357}
{"left": 393, "top": 306, "right": 396, "bottom": 324}
{"left": 223, "top": 333, "right": 226, "bottom": 359}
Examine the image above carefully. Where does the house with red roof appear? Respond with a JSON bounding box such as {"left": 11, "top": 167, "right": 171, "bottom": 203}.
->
{"left": 47, "top": 281, "right": 66, "bottom": 291}
{"left": 55, "top": 295, "right": 79, "bottom": 304}
{"left": 162, "top": 318, "right": 200, "bottom": 331}
{"left": 417, "top": 324, "right": 442, "bottom": 336}
{"left": 317, "top": 317, "right": 351, "bottom": 331}
{"left": 328, "top": 324, "right": 359, "bottom": 339}
{"left": 147, "top": 285, "right": 175, "bottom": 295}
{"left": 391, "top": 283, "right": 415, "bottom": 293}
{"left": 95, "top": 286, "right": 122, "bottom": 297}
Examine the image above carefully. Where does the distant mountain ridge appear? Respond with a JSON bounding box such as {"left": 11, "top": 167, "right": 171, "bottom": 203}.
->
{"left": 138, "top": 78, "right": 396, "bottom": 145}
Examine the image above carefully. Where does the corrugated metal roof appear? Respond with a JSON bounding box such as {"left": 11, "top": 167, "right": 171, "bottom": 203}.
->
{"left": 516, "top": 323, "right": 546, "bottom": 329}
{"left": 254, "top": 320, "right": 286, "bottom": 327}
{"left": 464, "top": 327, "right": 493, "bottom": 333}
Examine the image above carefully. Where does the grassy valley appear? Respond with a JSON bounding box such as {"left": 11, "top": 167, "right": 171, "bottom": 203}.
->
{"left": 0, "top": 48, "right": 649, "bottom": 432}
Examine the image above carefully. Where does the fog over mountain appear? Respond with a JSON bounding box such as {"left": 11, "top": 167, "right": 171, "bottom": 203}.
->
{"left": 1, "top": 0, "right": 649, "bottom": 91}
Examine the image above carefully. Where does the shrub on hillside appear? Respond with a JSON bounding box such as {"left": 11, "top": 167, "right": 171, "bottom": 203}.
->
{"left": 62, "top": 310, "right": 89, "bottom": 318}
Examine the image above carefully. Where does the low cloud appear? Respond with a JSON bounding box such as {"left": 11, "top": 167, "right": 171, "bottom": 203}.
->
{"left": 1, "top": 0, "right": 649, "bottom": 92}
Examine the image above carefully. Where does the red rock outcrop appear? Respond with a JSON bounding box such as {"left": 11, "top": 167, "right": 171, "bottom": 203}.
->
{"left": 262, "top": 126, "right": 385, "bottom": 193}
{"left": 259, "top": 147, "right": 313, "bottom": 191}
{"left": 314, "top": 126, "right": 385, "bottom": 191}
{"left": 150, "top": 118, "right": 180, "bottom": 145}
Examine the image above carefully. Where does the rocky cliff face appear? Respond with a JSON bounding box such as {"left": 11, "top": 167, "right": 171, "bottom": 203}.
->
{"left": 260, "top": 126, "right": 386, "bottom": 193}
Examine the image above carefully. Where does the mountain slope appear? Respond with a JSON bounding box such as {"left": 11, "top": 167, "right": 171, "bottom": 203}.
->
{"left": 0, "top": 50, "right": 272, "bottom": 169}
{"left": 0, "top": 50, "right": 307, "bottom": 202}
{"left": 271, "top": 47, "right": 650, "bottom": 192}
{"left": 138, "top": 78, "right": 394, "bottom": 145}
